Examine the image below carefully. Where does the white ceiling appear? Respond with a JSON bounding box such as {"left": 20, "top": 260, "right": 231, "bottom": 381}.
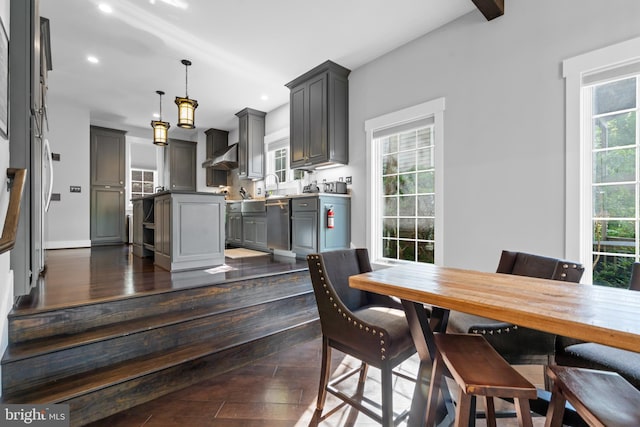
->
{"left": 39, "top": 0, "right": 475, "bottom": 138}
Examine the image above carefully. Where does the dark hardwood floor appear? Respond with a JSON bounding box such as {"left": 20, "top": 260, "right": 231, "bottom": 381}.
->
{"left": 12, "top": 245, "right": 545, "bottom": 426}
{"left": 14, "top": 245, "right": 308, "bottom": 311}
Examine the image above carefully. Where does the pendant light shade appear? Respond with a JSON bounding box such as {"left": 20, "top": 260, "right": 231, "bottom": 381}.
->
{"left": 151, "top": 90, "right": 170, "bottom": 146}
{"left": 175, "top": 59, "right": 198, "bottom": 129}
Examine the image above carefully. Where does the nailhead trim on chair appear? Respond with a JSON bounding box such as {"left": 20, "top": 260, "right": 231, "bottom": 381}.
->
{"left": 470, "top": 262, "right": 581, "bottom": 334}
{"left": 309, "top": 254, "right": 389, "bottom": 361}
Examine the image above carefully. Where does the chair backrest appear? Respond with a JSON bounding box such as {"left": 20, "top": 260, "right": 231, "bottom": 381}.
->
{"left": 309, "top": 249, "right": 372, "bottom": 311}
{"left": 496, "top": 250, "right": 584, "bottom": 283}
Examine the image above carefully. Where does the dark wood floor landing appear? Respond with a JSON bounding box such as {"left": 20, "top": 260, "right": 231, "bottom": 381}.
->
{"left": 14, "top": 245, "right": 308, "bottom": 312}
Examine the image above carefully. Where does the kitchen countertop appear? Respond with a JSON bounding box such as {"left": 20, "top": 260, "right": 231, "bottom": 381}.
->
{"left": 226, "top": 193, "right": 351, "bottom": 203}
{"left": 131, "top": 191, "right": 226, "bottom": 201}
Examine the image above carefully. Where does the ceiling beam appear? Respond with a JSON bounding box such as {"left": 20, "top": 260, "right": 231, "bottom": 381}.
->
{"left": 471, "top": 0, "right": 504, "bottom": 21}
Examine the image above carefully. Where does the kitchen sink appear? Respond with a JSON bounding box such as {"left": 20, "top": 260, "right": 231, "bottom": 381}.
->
{"left": 240, "top": 199, "right": 266, "bottom": 213}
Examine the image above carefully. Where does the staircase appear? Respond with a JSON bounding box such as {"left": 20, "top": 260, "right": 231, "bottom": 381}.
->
{"left": 1, "top": 269, "right": 320, "bottom": 426}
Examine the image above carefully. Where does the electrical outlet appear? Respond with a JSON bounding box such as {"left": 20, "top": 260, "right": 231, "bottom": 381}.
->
{"left": 70, "top": 186, "right": 81, "bottom": 193}
{"left": 345, "top": 176, "right": 352, "bottom": 184}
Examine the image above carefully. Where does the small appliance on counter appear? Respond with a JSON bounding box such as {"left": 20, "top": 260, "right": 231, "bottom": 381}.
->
{"left": 323, "top": 181, "right": 348, "bottom": 194}
{"left": 239, "top": 187, "right": 252, "bottom": 199}
{"left": 302, "top": 184, "right": 320, "bottom": 193}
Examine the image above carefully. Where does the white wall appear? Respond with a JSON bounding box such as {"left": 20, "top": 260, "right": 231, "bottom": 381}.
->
{"left": 348, "top": 0, "right": 640, "bottom": 271}
{"left": 0, "top": 0, "right": 12, "bottom": 396}
{"left": 44, "top": 97, "right": 91, "bottom": 248}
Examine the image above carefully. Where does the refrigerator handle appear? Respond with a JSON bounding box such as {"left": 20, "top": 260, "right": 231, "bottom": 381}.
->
{"left": 43, "top": 138, "right": 53, "bottom": 212}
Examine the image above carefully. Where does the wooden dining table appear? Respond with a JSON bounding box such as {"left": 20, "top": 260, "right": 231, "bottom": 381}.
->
{"left": 349, "top": 262, "right": 640, "bottom": 426}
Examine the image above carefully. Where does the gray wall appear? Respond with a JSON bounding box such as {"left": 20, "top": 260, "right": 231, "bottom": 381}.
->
{"left": 348, "top": 0, "right": 640, "bottom": 271}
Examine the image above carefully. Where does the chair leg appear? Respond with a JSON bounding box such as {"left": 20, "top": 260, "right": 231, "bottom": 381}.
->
{"left": 426, "top": 353, "right": 446, "bottom": 426}
{"left": 485, "top": 397, "right": 496, "bottom": 427}
{"left": 454, "top": 390, "right": 472, "bottom": 427}
{"left": 316, "top": 336, "right": 332, "bottom": 412}
{"left": 543, "top": 383, "right": 566, "bottom": 427}
{"left": 381, "top": 363, "right": 394, "bottom": 427}
{"left": 514, "top": 398, "right": 534, "bottom": 427}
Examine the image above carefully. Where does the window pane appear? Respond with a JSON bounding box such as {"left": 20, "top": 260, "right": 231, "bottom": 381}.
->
{"left": 399, "top": 218, "right": 416, "bottom": 239}
{"left": 417, "top": 148, "right": 433, "bottom": 171}
{"left": 384, "top": 197, "right": 397, "bottom": 216}
{"left": 417, "top": 128, "right": 432, "bottom": 148}
{"left": 417, "top": 218, "right": 434, "bottom": 240}
{"left": 592, "top": 112, "right": 636, "bottom": 149}
{"left": 132, "top": 192, "right": 142, "bottom": 199}
{"left": 383, "top": 218, "right": 397, "bottom": 238}
{"left": 399, "top": 240, "right": 415, "bottom": 261}
{"left": 399, "top": 196, "right": 415, "bottom": 216}
{"left": 593, "top": 184, "right": 635, "bottom": 217}
{"left": 383, "top": 176, "right": 397, "bottom": 195}
{"left": 132, "top": 170, "right": 142, "bottom": 181}
{"left": 398, "top": 151, "right": 415, "bottom": 173}
{"left": 398, "top": 173, "right": 416, "bottom": 195}
{"left": 399, "top": 132, "right": 416, "bottom": 151}
{"left": 382, "top": 135, "right": 398, "bottom": 155}
{"left": 592, "top": 254, "right": 636, "bottom": 288}
{"left": 593, "top": 77, "right": 636, "bottom": 115}
{"left": 417, "top": 195, "right": 435, "bottom": 217}
{"left": 132, "top": 182, "right": 142, "bottom": 192}
{"left": 417, "top": 171, "right": 435, "bottom": 194}
{"left": 593, "top": 148, "right": 635, "bottom": 183}
{"left": 383, "top": 239, "right": 397, "bottom": 259}
{"left": 383, "top": 154, "right": 398, "bottom": 175}
{"left": 593, "top": 219, "right": 635, "bottom": 254}
{"left": 143, "top": 171, "right": 154, "bottom": 181}
{"left": 417, "top": 242, "right": 434, "bottom": 263}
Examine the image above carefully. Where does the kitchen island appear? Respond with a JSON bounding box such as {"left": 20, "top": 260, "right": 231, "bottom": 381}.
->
{"left": 132, "top": 191, "right": 225, "bottom": 271}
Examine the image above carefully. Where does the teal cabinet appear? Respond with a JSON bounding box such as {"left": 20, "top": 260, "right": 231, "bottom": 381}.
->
{"left": 291, "top": 195, "right": 350, "bottom": 258}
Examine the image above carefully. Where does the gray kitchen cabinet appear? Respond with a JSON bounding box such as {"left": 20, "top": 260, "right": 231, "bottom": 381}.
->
{"left": 291, "top": 195, "right": 350, "bottom": 258}
{"left": 242, "top": 214, "right": 267, "bottom": 251}
{"left": 205, "top": 128, "right": 229, "bottom": 187}
{"left": 226, "top": 202, "right": 243, "bottom": 247}
{"left": 166, "top": 139, "right": 196, "bottom": 191}
{"left": 132, "top": 192, "right": 226, "bottom": 271}
{"left": 236, "top": 108, "right": 265, "bottom": 180}
{"left": 285, "top": 61, "right": 350, "bottom": 169}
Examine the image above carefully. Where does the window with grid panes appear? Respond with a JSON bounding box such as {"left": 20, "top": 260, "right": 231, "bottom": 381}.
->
{"left": 131, "top": 169, "right": 155, "bottom": 199}
{"left": 379, "top": 126, "right": 435, "bottom": 263}
{"left": 588, "top": 75, "right": 639, "bottom": 287}
{"left": 274, "top": 148, "right": 287, "bottom": 183}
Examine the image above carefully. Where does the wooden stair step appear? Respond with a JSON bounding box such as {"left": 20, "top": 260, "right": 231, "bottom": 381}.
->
{"left": 3, "top": 320, "right": 321, "bottom": 426}
{"left": 3, "top": 289, "right": 314, "bottom": 363}
{"left": 2, "top": 292, "right": 318, "bottom": 396}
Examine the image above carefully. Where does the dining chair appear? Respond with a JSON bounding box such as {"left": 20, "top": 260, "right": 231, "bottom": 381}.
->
{"left": 307, "top": 249, "right": 417, "bottom": 426}
{"left": 447, "top": 250, "right": 584, "bottom": 369}
{"left": 554, "top": 262, "right": 640, "bottom": 390}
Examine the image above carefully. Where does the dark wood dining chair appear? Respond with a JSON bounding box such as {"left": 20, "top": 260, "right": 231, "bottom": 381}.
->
{"left": 554, "top": 262, "right": 640, "bottom": 390}
{"left": 447, "top": 250, "right": 585, "bottom": 370}
{"left": 307, "top": 249, "right": 417, "bottom": 426}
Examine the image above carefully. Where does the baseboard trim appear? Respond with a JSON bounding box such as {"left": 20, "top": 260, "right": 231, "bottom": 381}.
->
{"left": 45, "top": 240, "right": 92, "bottom": 249}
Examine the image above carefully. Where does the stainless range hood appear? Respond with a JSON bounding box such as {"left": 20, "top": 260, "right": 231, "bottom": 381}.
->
{"left": 201, "top": 143, "right": 238, "bottom": 170}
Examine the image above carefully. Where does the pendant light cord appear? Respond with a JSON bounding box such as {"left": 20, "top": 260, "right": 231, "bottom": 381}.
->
{"left": 184, "top": 62, "right": 189, "bottom": 99}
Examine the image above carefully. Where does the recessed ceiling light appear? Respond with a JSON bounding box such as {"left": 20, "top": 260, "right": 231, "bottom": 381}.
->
{"left": 87, "top": 56, "right": 99, "bottom": 64}
{"left": 98, "top": 3, "right": 113, "bottom": 14}
{"left": 260, "top": 94, "right": 269, "bottom": 101}
{"left": 152, "top": 113, "right": 160, "bottom": 118}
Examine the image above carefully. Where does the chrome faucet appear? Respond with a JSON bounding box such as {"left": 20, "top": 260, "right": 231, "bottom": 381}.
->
{"left": 264, "top": 173, "right": 280, "bottom": 197}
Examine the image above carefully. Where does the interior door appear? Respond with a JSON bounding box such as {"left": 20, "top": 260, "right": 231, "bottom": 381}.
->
{"left": 90, "top": 126, "right": 126, "bottom": 245}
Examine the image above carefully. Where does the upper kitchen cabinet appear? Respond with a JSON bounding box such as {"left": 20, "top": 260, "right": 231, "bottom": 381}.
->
{"left": 166, "top": 138, "right": 196, "bottom": 191}
{"left": 204, "top": 128, "right": 229, "bottom": 187}
{"left": 236, "top": 108, "right": 266, "bottom": 180}
{"left": 286, "top": 60, "right": 350, "bottom": 169}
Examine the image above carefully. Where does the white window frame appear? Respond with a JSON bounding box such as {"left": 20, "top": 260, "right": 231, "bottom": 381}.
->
{"left": 263, "top": 128, "right": 302, "bottom": 195}
{"left": 564, "top": 36, "right": 640, "bottom": 284}
{"left": 130, "top": 168, "right": 157, "bottom": 199}
{"left": 365, "top": 98, "right": 445, "bottom": 267}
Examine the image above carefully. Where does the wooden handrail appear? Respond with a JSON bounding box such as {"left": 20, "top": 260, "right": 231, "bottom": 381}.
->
{"left": 0, "top": 168, "right": 27, "bottom": 255}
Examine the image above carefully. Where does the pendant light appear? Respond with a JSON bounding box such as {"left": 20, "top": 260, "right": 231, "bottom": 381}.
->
{"left": 151, "top": 90, "right": 170, "bottom": 146}
{"left": 175, "top": 59, "right": 198, "bottom": 129}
